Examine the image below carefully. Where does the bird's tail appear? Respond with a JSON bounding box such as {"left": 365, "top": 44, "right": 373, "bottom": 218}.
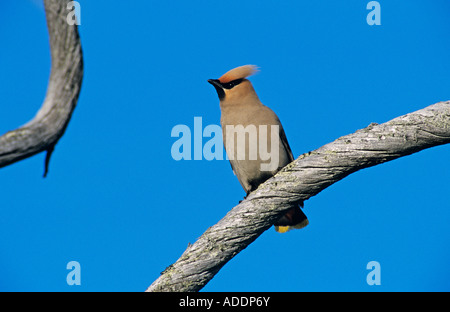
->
{"left": 274, "top": 204, "right": 308, "bottom": 233}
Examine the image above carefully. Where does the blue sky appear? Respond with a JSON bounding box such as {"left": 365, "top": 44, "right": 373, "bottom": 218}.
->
{"left": 0, "top": 0, "right": 449, "bottom": 291}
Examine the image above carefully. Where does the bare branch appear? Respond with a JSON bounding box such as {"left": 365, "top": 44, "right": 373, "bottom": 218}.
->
{"left": 0, "top": 0, "right": 83, "bottom": 176}
{"left": 147, "top": 101, "right": 450, "bottom": 292}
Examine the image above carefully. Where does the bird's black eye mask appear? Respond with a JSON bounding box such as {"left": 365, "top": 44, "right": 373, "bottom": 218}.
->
{"left": 221, "top": 78, "right": 244, "bottom": 89}
{"left": 208, "top": 78, "right": 245, "bottom": 100}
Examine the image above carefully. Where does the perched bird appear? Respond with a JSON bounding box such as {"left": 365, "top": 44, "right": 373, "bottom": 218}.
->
{"left": 208, "top": 65, "right": 308, "bottom": 233}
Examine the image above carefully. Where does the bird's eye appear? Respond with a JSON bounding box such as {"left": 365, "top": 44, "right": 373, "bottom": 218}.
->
{"left": 222, "top": 79, "right": 243, "bottom": 89}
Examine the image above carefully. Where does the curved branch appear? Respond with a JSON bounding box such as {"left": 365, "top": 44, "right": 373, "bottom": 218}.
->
{"left": 147, "top": 101, "right": 450, "bottom": 292}
{"left": 0, "top": 0, "right": 83, "bottom": 175}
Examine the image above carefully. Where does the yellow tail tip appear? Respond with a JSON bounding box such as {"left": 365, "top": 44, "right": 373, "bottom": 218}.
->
{"left": 274, "top": 226, "right": 290, "bottom": 233}
{"left": 274, "top": 219, "right": 309, "bottom": 233}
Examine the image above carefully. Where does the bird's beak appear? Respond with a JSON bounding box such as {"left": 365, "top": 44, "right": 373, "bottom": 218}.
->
{"left": 208, "top": 79, "right": 225, "bottom": 99}
{"left": 207, "top": 79, "right": 221, "bottom": 88}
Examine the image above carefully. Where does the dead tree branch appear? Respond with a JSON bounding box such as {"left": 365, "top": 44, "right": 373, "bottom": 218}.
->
{"left": 0, "top": 0, "right": 83, "bottom": 176}
{"left": 147, "top": 101, "right": 450, "bottom": 292}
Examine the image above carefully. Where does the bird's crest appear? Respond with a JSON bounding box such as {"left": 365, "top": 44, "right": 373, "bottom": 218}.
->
{"left": 218, "top": 65, "right": 259, "bottom": 83}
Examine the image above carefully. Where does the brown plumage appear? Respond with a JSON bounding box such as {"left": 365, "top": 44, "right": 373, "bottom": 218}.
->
{"left": 208, "top": 65, "right": 308, "bottom": 233}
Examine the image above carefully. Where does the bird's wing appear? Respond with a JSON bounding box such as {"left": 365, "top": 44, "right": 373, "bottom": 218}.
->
{"left": 279, "top": 125, "right": 295, "bottom": 163}
{"left": 228, "top": 156, "right": 252, "bottom": 193}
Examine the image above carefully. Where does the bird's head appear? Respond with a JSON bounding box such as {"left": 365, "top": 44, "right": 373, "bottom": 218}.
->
{"left": 208, "top": 65, "right": 259, "bottom": 104}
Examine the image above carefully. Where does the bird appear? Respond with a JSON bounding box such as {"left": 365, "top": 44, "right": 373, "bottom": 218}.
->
{"left": 208, "top": 65, "right": 308, "bottom": 233}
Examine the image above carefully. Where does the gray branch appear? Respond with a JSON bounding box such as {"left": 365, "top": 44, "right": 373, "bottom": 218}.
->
{"left": 147, "top": 101, "right": 450, "bottom": 292}
{"left": 0, "top": 0, "right": 83, "bottom": 176}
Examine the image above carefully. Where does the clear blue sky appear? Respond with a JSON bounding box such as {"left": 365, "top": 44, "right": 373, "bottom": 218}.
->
{"left": 0, "top": 0, "right": 449, "bottom": 291}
